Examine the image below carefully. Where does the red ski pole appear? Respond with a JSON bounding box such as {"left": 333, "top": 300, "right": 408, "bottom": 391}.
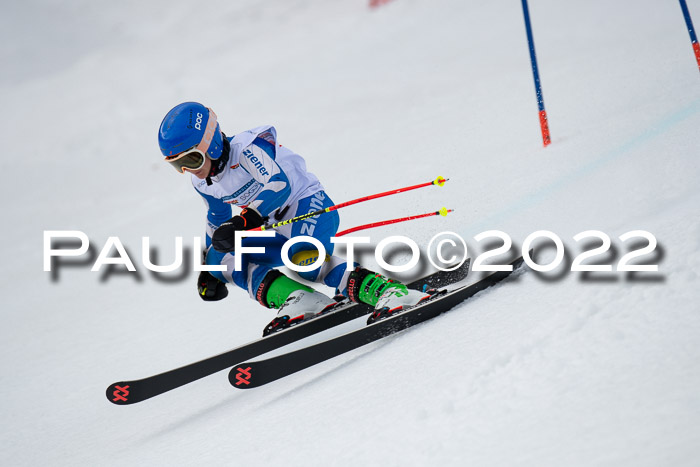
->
{"left": 335, "top": 208, "right": 453, "bottom": 237}
{"left": 253, "top": 176, "right": 448, "bottom": 232}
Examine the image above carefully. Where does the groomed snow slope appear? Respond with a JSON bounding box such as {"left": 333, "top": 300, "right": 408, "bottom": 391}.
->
{"left": 1, "top": 0, "right": 700, "bottom": 465}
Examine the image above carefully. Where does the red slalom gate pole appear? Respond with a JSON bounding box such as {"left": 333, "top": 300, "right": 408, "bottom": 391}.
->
{"left": 254, "top": 176, "right": 449, "bottom": 232}
{"left": 335, "top": 208, "right": 453, "bottom": 237}
{"left": 522, "top": 0, "right": 551, "bottom": 147}
{"left": 679, "top": 0, "right": 700, "bottom": 74}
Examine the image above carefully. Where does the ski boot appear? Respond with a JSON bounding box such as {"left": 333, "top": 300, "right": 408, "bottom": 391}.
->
{"left": 260, "top": 271, "right": 341, "bottom": 336}
{"left": 345, "top": 268, "right": 437, "bottom": 324}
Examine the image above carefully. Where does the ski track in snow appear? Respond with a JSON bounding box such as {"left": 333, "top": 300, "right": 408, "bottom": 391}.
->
{"left": 2, "top": 0, "right": 700, "bottom": 465}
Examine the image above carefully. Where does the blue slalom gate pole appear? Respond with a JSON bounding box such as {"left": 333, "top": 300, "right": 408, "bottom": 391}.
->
{"left": 521, "top": 0, "right": 551, "bottom": 146}
{"left": 679, "top": 0, "right": 700, "bottom": 74}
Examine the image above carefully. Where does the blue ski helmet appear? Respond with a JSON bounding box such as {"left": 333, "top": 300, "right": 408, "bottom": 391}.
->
{"left": 158, "top": 102, "right": 224, "bottom": 159}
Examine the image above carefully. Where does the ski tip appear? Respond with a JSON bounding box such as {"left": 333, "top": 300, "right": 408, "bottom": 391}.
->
{"left": 438, "top": 207, "right": 452, "bottom": 217}
{"left": 106, "top": 381, "right": 133, "bottom": 405}
{"left": 229, "top": 365, "right": 255, "bottom": 389}
{"left": 433, "top": 176, "right": 448, "bottom": 187}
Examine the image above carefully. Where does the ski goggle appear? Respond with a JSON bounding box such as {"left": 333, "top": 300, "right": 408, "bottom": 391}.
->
{"left": 164, "top": 109, "right": 218, "bottom": 174}
{"left": 165, "top": 148, "right": 207, "bottom": 173}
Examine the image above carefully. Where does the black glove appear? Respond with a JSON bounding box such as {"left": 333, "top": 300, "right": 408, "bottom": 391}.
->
{"left": 211, "top": 208, "right": 265, "bottom": 253}
{"left": 197, "top": 271, "right": 229, "bottom": 301}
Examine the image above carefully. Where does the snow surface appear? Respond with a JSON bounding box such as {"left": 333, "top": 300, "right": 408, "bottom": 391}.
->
{"left": 2, "top": 0, "right": 700, "bottom": 465}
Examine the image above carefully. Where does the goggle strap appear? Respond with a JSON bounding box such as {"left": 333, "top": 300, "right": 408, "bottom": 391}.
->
{"left": 196, "top": 108, "right": 218, "bottom": 156}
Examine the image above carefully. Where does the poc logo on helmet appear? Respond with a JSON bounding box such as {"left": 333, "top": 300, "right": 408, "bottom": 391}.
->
{"left": 195, "top": 112, "right": 203, "bottom": 130}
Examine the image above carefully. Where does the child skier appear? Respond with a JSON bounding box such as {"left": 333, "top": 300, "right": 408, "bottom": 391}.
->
{"left": 158, "top": 102, "right": 431, "bottom": 332}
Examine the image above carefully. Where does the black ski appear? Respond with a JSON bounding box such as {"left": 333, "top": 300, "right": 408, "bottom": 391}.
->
{"left": 229, "top": 255, "right": 525, "bottom": 389}
{"left": 106, "top": 260, "right": 470, "bottom": 405}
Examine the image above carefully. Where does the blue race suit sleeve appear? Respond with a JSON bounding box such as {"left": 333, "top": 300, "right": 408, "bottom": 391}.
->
{"left": 239, "top": 137, "right": 291, "bottom": 217}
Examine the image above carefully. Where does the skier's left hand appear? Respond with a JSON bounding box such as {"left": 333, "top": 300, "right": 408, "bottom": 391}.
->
{"left": 211, "top": 208, "right": 265, "bottom": 253}
{"left": 197, "top": 271, "right": 229, "bottom": 301}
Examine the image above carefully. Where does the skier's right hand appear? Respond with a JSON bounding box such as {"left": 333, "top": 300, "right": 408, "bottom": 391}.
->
{"left": 197, "top": 271, "right": 229, "bottom": 301}
{"left": 211, "top": 208, "right": 265, "bottom": 253}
